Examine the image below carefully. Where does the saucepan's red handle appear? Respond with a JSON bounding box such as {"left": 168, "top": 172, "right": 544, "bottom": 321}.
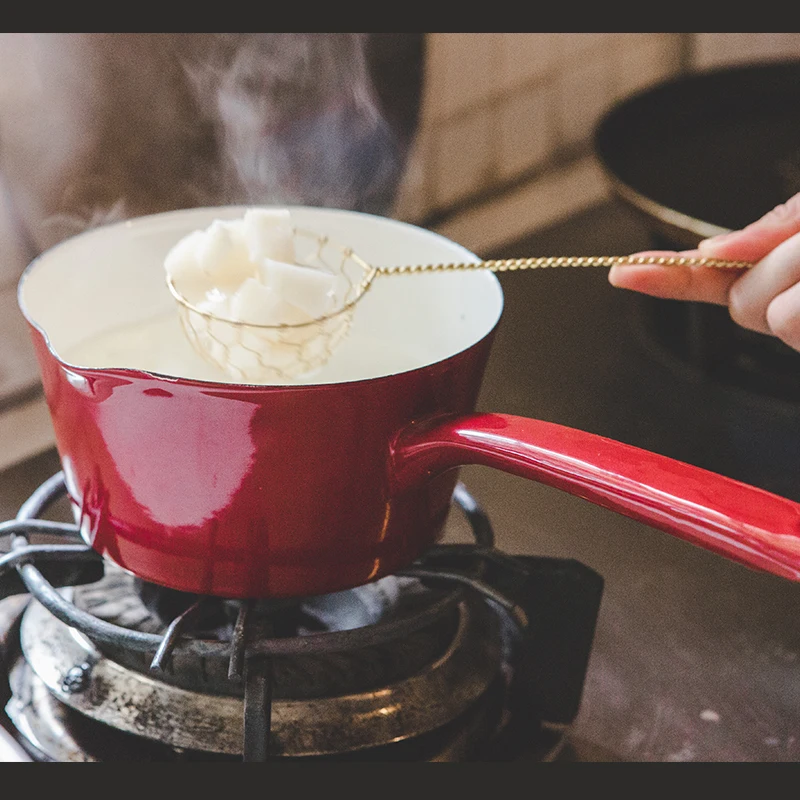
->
{"left": 392, "top": 413, "right": 800, "bottom": 581}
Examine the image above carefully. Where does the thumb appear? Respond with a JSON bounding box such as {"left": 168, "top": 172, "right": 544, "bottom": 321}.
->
{"left": 698, "top": 193, "right": 800, "bottom": 262}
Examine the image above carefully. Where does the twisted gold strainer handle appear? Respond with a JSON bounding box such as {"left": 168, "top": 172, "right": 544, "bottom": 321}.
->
{"left": 171, "top": 233, "right": 755, "bottom": 385}
{"left": 376, "top": 255, "right": 754, "bottom": 275}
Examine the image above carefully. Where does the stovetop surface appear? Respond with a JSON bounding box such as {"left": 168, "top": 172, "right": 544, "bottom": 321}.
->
{"left": 2, "top": 200, "right": 799, "bottom": 762}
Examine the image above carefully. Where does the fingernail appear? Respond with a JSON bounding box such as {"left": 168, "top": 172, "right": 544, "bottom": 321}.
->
{"left": 698, "top": 231, "right": 738, "bottom": 250}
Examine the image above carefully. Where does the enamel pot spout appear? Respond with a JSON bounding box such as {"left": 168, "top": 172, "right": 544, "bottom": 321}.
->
{"left": 17, "top": 206, "right": 800, "bottom": 598}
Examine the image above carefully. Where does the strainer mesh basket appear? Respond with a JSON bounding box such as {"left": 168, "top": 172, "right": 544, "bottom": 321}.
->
{"left": 168, "top": 227, "right": 375, "bottom": 383}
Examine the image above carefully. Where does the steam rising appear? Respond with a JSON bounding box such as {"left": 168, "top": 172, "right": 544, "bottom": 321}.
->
{"left": 0, "top": 33, "right": 406, "bottom": 254}
{"left": 183, "top": 33, "right": 402, "bottom": 213}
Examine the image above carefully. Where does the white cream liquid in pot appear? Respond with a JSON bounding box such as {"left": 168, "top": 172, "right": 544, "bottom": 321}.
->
{"left": 20, "top": 206, "right": 504, "bottom": 386}
{"left": 63, "top": 310, "right": 428, "bottom": 385}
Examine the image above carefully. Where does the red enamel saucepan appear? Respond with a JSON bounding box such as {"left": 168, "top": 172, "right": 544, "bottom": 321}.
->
{"left": 16, "top": 206, "right": 800, "bottom": 598}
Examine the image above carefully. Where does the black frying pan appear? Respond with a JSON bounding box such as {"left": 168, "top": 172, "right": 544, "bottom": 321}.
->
{"left": 593, "top": 60, "right": 800, "bottom": 402}
{"left": 595, "top": 59, "right": 800, "bottom": 248}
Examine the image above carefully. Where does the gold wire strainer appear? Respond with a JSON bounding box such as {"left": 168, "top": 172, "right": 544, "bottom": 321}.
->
{"left": 166, "top": 226, "right": 753, "bottom": 384}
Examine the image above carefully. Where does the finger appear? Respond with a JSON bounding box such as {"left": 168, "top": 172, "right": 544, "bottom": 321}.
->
{"left": 697, "top": 192, "right": 800, "bottom": 262}
{"left": 726, "top": 230, "right": 800, "bottom": 335}
{"left": 608, "top": 249, "right": 743, "bottom": 305}
{"left": 766, "top": 280, "right": 800, "bottom": 352}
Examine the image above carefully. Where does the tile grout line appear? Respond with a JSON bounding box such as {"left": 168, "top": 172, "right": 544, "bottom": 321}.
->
{"left": 431, "top": 155, "right": 611, "bottom": 255}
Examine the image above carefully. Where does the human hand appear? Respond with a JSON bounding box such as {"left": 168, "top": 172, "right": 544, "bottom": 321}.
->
{"left": 608, "top": 192, "right": 800, "bottom": 353}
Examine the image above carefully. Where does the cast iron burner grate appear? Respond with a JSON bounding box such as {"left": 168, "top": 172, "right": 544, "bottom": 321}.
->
{"left": 0, "top": 476, "right": 603, "bottom": 762}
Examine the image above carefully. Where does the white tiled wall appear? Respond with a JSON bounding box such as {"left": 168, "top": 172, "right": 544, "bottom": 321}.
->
{"left": 496, "top": 83, "right": 552, "bottom": 182}
{"left": 394, "top": 32, "right": 800, "bottom": 253}
{"left": 693, "top": 33, "right": 800, "bottom": 70}
{"left": 393, "top": 33, "right": 686, "bottom": 229}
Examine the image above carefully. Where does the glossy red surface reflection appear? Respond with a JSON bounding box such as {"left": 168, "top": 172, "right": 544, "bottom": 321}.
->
{"left": 20, "top": 207, "right": 800, "bottom": 598}
{"left": 394, "top": 414, "right": 800, "bottom": 582}
{"left": 29, "top": 321, "right": 800, "bottom": 598}
{"left": 30, "top": 328, "right": 497, "bottom": 597}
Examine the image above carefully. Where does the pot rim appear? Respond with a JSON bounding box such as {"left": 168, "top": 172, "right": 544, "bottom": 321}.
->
{"left": 18, "top": 204, "right": 505, "bottom": 391}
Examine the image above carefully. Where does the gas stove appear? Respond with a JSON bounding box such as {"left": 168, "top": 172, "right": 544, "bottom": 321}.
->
{"left": 4, "top": 199, "right": 800, "bottom": 763}
{"left": 0, "top": 476, "right": 602, "bottom": 762}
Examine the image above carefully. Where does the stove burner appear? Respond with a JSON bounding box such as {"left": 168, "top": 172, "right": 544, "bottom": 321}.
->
{"left": 6, "top": 651, "right": 529, "bottom": 762}
{"left": 9, "top": 582, "right": 501, "bottom": 757}
{"left": 70, "top": 569, "right": 460, "bottom": 700}
{"left": 0, "top": 476, "right": 604, "bottom": 761}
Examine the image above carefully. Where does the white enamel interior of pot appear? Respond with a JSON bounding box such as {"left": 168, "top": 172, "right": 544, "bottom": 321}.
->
{"left": 18, "top": 205, "right": 504, "bottom": 385}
